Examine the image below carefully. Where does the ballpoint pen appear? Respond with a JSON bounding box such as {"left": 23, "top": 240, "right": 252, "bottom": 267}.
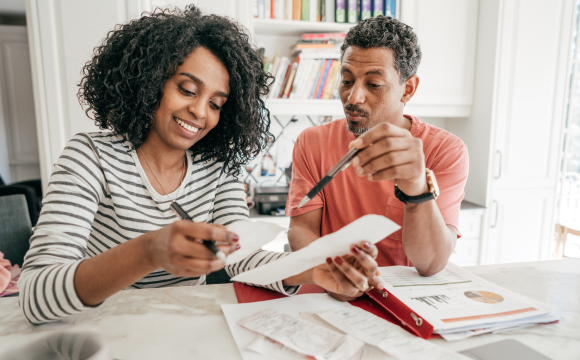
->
{"left": 298, "top": 146, "right": 362, "bottom": 208}
{"left": 169, "top": 201, "right": 228, "bottom": 263}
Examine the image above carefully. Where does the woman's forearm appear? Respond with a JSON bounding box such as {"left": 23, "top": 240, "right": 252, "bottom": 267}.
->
{"left": 74, "top": 232, "right": 158, "bottom": 306}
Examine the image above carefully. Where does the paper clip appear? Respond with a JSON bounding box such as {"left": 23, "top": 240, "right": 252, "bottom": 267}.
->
{"left": 410, "top": 313, "right": 423, "bottom": 327}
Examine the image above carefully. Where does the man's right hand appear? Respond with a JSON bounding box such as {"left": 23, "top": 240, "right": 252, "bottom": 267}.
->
{"left": 145, "top": 220, "right": 239, "bottom": 277}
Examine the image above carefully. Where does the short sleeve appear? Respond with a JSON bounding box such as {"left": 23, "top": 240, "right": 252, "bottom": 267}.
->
{"left": 285, "top": 131, "right": 324, "bottom": 217}
{"left": 429, "top": 139, "right": 469, "bottom": 238}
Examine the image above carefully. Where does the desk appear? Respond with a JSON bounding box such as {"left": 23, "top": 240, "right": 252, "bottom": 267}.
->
{"left": 0, "top": 259, "right": 578, "bottom": 359}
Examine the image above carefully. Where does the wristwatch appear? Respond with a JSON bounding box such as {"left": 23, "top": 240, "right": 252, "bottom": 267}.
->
{"left": 394, "top": 168, "right": 440, "bottom": 204}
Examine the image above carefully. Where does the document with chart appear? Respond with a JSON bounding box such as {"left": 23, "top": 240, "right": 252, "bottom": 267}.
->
{"left": 378, "top": 263, "right": 558, "bottom": 333}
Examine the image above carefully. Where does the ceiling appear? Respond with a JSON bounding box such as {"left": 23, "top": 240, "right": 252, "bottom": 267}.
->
{"left": 0, "top": 0, "right": 25, "bottom": 15}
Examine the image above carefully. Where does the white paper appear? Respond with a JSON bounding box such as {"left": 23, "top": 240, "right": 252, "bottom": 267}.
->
{"left": 225, "top": 220, "right": 285, "bottom": 264}
{"left": 222, "top": 294, "right": 359, "bottom": 360}
{"left": 315, "top": 305, "right": 470, "bottom": 360}
{"left": 378, "top": 262, "right": 557, "bottom": 331}
{"left": 238, "top": 308, "right": 363, "bottom": 359}
{"left": 246, "top": 334, "right": 310, "bottom": 360}
{"left": 231, "top": 215, "right": 400, "bottom": 285}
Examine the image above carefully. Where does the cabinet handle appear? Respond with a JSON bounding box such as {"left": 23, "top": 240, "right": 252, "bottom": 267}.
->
{"left": 491, "top": 200, "right": 498, "bottom": 228}
{"left": 494, "top": 150, "right": 502, "bottom": 180}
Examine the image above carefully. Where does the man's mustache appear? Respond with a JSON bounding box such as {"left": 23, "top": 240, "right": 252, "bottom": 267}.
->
{"left": 344, "top": 104, "right": 370, "bottom": 117}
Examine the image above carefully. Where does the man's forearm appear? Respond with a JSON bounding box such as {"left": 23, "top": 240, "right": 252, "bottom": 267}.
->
{"left": 288, "top": 225, "right": 320, "bottom": 251}
{"left": 402, "top": 200, "right": 456, "bottom": 276}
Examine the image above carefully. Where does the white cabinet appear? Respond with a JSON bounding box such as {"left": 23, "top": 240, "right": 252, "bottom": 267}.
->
{"left": 447, "top": 0, "right": 574, "bottom": 264}
{"left": 399, "top": 0, "right": 478, "bottom": 116}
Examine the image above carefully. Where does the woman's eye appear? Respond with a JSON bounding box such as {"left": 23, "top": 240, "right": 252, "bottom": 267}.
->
{"left": 210, "top": 102, "right": 222, "bottom": 111}
{"left": 178, "top": 85, "right": 196, "bottom": 96}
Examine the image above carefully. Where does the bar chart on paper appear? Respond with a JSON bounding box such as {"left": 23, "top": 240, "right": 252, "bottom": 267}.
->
{"left": 381, "top": 268, "right": 472, "bottom": 288}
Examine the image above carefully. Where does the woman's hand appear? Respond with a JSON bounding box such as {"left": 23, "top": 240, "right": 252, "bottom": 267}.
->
{"left": 312, "top": 241, "right": 384, "bottom": 301}
{"left": 145, "top": 220, "right": 239, "bottom": 277}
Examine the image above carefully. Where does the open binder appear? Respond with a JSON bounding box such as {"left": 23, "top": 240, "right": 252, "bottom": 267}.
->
{"left": 233, "top": 282, "right": 438, "bottom": 339}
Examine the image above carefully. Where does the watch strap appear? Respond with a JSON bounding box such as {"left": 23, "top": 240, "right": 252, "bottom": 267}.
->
{"left": 394, "top": 184, "right": 435, "bottom": 204}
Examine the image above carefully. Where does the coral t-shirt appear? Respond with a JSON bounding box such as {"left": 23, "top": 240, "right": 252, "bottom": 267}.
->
{"left": 286, "top": 116, "right": 469, "bottom": 267}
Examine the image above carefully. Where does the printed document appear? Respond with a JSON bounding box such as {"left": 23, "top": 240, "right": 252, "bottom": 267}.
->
{"left": 231, "top": 215, "right": 400, "bottom": 285}
{"left": 315, "top": 306, "right": 469, "bottom": 360}
{"left": 378, "top": 262, "right": 556, "bottom": 331}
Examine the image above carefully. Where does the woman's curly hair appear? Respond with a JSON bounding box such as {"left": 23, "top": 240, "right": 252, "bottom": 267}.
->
{"left": 341, "top": 16, "right": 422, "bottom": 83}
{"left": 78, "top": 5, "right": 273, "bottom": 178}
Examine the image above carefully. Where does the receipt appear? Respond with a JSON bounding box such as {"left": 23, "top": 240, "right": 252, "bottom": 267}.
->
{"left": 246, "top": 334, "right": 310, "bottom": 360}
{"left": 238, "top": 308, "right": 364, "bottom": 360}
{"left": 315, "top": 306, "right": 470, "bottom": 360}
{"left": 231, "top": 215, "right": 400, "bottom": 285}
{"left": 225, "top": 220, "right": 285, "bottom": 265}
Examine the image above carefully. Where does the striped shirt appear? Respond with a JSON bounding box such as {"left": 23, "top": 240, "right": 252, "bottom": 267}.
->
{"left": 18, "top": 132, "right": 298, "bottom": 324}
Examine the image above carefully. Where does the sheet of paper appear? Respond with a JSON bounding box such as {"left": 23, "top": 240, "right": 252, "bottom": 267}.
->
{"left": 238, "top": 308, "right": 363, "bottom": 359}
{"left": 315, "top": 305, "right": 470, "bottom": 360}
{"left": 378, "top": 262, "right": 556, "bottom": 331}
{"left": 231, "top": 215, "right": 400, "bottom": 285}
{"left": 222, "top": 294, "right": 356, "bottom": 360}
{"left": 246, "top": 334, "right": 311, "bottom": 360}
{"left": 225, "top": 220, "right": 285, "bottom": 264}
{"left": 247, "top": 335, "right": 393, "bottom": 360}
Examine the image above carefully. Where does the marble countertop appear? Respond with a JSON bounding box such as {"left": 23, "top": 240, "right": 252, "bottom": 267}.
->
{"left": 0, "top": 259, "right": 578, "bottom": 360}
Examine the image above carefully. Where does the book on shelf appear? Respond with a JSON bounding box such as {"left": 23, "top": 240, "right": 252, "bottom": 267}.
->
{"left": 256, "top": 0, "right": 362, "bottom": 23}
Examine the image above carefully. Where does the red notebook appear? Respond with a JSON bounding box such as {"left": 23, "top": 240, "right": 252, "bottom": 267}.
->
{"left": 233, "top": 283, "right": 438, "bottom": 339}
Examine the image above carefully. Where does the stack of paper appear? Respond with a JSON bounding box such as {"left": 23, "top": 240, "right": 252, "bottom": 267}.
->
{"left": 377, "top": 263, "right": 559, "bottom": 341}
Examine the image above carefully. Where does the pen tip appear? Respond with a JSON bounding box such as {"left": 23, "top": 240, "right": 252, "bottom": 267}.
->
{"left": 298, "top": 197, "right": 309, "bottom": 209}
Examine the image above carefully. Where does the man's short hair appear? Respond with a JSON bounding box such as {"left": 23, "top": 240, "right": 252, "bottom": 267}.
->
{"left": 341, "top": 16, "right": 422, "bottom": 83}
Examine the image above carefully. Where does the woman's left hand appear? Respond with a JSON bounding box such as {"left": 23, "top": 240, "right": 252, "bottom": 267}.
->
{"left": 311, "top": 241, "right": 385, "bottom": 301}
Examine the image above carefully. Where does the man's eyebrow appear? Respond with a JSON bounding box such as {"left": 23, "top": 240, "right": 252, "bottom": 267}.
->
{"left": 365, "top": 69, "right": 385, "bottom": 76}
{"left": 340, "top": 66, "right": 353, "bottom": 74}
{"left": 179, "top": 72, "right": 229, "bottom": 98}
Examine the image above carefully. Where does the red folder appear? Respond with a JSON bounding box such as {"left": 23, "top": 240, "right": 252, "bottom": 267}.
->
{"left": 233, "top": 283, "right": 438, "bottom": 339}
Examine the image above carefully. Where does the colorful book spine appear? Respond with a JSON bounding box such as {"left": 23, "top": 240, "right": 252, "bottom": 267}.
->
{"left": 277, "top": 63, "right": 292, "bottom": 98}
{"left": 293, "top": 0, "right": 302, "bottom": 20}
{"left": 301, "top": 0, "right": 310, "bottom": 20}
{"left": 289, "top": 59, "right": 308, "bottom": 98}
{"left": 347, "top": 0, "right": 357, "bottom": 23}
{"left": 360, "top": 0, "right": 371, "bottom": 20}
{"left": 301, "top": 60, "right": 321, "bottom": 99}
{"left": 282, "top": 60, "right": 299, "bottom": 98}
{"left": 335, "top": 0, "right": 346, "bottom": 22}
{"left": 310, "top": 60, "right": 328, "bottom": 98}
{"left": 322, "top": 60, "right": 340, "bottom": 99}
{"left": 316, "top": 60, "right": 333, "bottom": 99}
{"left": 372, "top": 0, "right": 383, "bottom": 17}
{"left": 385, "top": 0, "right": 396, "bottom": 18}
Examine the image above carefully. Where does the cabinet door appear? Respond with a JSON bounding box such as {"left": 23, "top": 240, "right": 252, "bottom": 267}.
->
{"left": 484, "top": 188, "right": 555, "bottom": 264}
{"left": 491, "top": 0, "right": 573, "bottom": 190}
{"left": 399, "top": 0, "right": 477, "bottom": 109}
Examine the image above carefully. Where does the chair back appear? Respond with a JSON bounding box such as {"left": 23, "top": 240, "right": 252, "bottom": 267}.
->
{"left": 553, "top": 223, "right": 580, "bottom": 259}
{"left": 0, "top": 194, "right": 32, "bottom": 266}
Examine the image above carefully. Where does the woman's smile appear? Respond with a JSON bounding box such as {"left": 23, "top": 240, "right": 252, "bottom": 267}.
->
{"left": 173, "top": 116, "right": 202, "bottom": 139}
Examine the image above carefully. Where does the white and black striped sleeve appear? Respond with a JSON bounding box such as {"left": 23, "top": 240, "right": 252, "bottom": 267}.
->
{"left": 210, "top": 169, "right": 250, "bottom": 227}
{"left": 18, "top": 134, "right": 104, "bottom": 324}
{"left": 225, "top": 249, "right": 300, "bottom": 296}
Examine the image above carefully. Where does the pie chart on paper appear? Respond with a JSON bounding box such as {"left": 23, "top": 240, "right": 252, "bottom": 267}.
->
{"left": 464, "top": 291, "right": 504, "bottom": 304}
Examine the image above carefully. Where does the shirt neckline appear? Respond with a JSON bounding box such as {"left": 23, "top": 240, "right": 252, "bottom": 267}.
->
{"left": 131, "top": 149, "right": 192, "bottom": 203}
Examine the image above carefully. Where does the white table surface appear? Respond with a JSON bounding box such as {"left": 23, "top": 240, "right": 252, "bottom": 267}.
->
{"left": 0, "top": 259, "right": 579, "bottom": 360}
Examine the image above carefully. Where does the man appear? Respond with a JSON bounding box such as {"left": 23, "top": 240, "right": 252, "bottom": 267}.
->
{"left": 286, "top": 16, "right": 468, "bottom": 300}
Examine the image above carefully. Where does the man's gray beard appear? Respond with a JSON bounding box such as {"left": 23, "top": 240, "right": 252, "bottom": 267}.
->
{"left": 346, "top": 120, "right": 373, "bottom": 135}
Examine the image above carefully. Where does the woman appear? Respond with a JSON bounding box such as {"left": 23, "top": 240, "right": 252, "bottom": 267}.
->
{"left": 18, "top": 5, "right": 383, "bottom": 325}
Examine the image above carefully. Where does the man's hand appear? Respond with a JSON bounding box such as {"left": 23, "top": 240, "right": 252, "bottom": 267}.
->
{"left": 312, "top": 241, "right": 384, "bottom": 301}
{"left": 350, "top": 122, "right": 428, "bottom": 196}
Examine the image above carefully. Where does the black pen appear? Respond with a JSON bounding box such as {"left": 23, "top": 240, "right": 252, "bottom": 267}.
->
{"left": 298, "top": 147, "right": 362, "bottom": 208}
{"left": 170, "top": 202, "right": 228, "bottom": 263}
